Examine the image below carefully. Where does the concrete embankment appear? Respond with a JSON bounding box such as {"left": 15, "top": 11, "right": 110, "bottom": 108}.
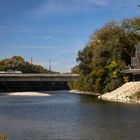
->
{"left": 99, "top": 82, "right": 140, "bottom": 103}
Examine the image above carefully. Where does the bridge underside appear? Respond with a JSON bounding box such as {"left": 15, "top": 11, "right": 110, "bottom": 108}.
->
{"left": 0, "top": 81, "right": 69, "bottom": 92}
{"left": 0, "top": 74, "right": 79, "bottom": 92}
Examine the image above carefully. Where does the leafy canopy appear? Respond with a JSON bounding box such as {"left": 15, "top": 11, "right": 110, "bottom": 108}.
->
{"left": 70, "top": 16, "right": 140, "bottom": 93}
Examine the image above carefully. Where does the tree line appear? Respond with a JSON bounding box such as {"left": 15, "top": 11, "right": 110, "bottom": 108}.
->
{"left": 0, "top": 56, "right": 57, "bottom": 73}
{"left": 70, "top": 16, "right": 140, "bottom": 94}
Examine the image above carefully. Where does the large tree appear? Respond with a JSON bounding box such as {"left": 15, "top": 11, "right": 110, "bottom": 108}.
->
{"left": 71, "top": 16, "right": 140, "bottom": 93}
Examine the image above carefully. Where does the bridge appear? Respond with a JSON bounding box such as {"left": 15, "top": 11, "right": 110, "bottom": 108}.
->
{"left": 0, "top": 74, "right": 79, "bottom": 92}
{"left": 0, "top": 73, "right": 79, "bottom": 82}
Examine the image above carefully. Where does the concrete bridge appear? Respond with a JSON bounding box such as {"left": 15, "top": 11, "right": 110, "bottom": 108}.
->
{"left": 0, "top": 74, "right": 79, "bottom": 92}
{"left": 0, "top": 73, "right": 79, "bottom": 82}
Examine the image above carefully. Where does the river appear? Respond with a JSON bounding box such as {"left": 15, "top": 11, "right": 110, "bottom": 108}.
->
{"left": 0, "top": 91, "right": 140, "bottom": 140}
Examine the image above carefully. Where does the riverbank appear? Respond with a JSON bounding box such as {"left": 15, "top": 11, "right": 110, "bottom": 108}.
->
{"left": 98, "top": 82, "right": 140, "bottom": 103}
{"left": 0, "top": 91, "right": 50, "bottom": 96}
{"left": 70, "top": 82, "right": 140, "bottom": 104}
{"left": 69, "top": 89, "right": 101, "bottom": 96}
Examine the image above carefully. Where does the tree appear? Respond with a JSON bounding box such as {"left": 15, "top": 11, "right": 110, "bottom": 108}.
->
{"left": 0, "top": 56, "right": 57, "bottom": 73}
{"left": 71, "top": 16, "right": 140, "bottom": 93}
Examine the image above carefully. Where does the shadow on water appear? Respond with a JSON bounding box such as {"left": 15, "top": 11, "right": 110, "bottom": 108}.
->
{"left": 78, "top": 94, "right": 105, "bottom": 103}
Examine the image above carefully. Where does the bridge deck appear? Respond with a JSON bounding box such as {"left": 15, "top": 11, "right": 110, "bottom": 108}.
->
{"left": 0, "top": 74, "right": 79, "bottom": 82}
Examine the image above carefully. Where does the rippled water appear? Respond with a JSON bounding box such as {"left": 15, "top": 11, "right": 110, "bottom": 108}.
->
{"left": 0, "top": 91, "right": 140, "bottom": 140}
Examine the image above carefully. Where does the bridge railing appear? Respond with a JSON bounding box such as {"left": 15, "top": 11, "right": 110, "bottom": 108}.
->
{"left": 0, "top": 74, "right": 79, "bottom": 82}
{"left": 0, "top": 73, "right": 79, "bottom": 77}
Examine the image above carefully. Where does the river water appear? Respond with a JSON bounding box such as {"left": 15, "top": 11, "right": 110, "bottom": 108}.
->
{"left": 0, "top": 91, "right": 140, "bottom": 140}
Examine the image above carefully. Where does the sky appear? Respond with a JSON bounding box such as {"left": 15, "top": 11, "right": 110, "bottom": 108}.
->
{"left": 0, "top": 0, "right": 139, "bottom": 73}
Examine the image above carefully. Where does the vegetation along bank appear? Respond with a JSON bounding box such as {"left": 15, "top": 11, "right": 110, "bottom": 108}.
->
{"left": 69, "top": 16, "right": 140, "bottom": 103}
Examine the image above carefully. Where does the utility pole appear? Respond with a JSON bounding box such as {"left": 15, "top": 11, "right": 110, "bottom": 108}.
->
{"left": 30, "top": 57, "right": 33, "bottom": 64}
{"left": 49, "top": 59, "right": 51, "bottom": 71}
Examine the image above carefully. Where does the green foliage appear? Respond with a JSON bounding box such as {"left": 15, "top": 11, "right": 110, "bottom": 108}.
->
{"left": 71, "top": 65, "right": 80, "bottom": 74}
{"left": 0, "top": 56, "right": 56, "bottom": 73}
{"left": 71, "top": 16, "right": 140, "bottom": 93}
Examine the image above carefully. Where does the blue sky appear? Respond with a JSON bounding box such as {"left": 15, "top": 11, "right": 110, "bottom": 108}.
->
{"left": 0, "top": 0, "right": 139, "bottom": 72}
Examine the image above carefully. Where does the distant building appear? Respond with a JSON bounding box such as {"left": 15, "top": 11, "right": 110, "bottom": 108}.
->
{"left": 123, "top": 45, "right": 140, "bottom": 81}
{"left": 131, "top": 45, "right": 140, "bottom": 69}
